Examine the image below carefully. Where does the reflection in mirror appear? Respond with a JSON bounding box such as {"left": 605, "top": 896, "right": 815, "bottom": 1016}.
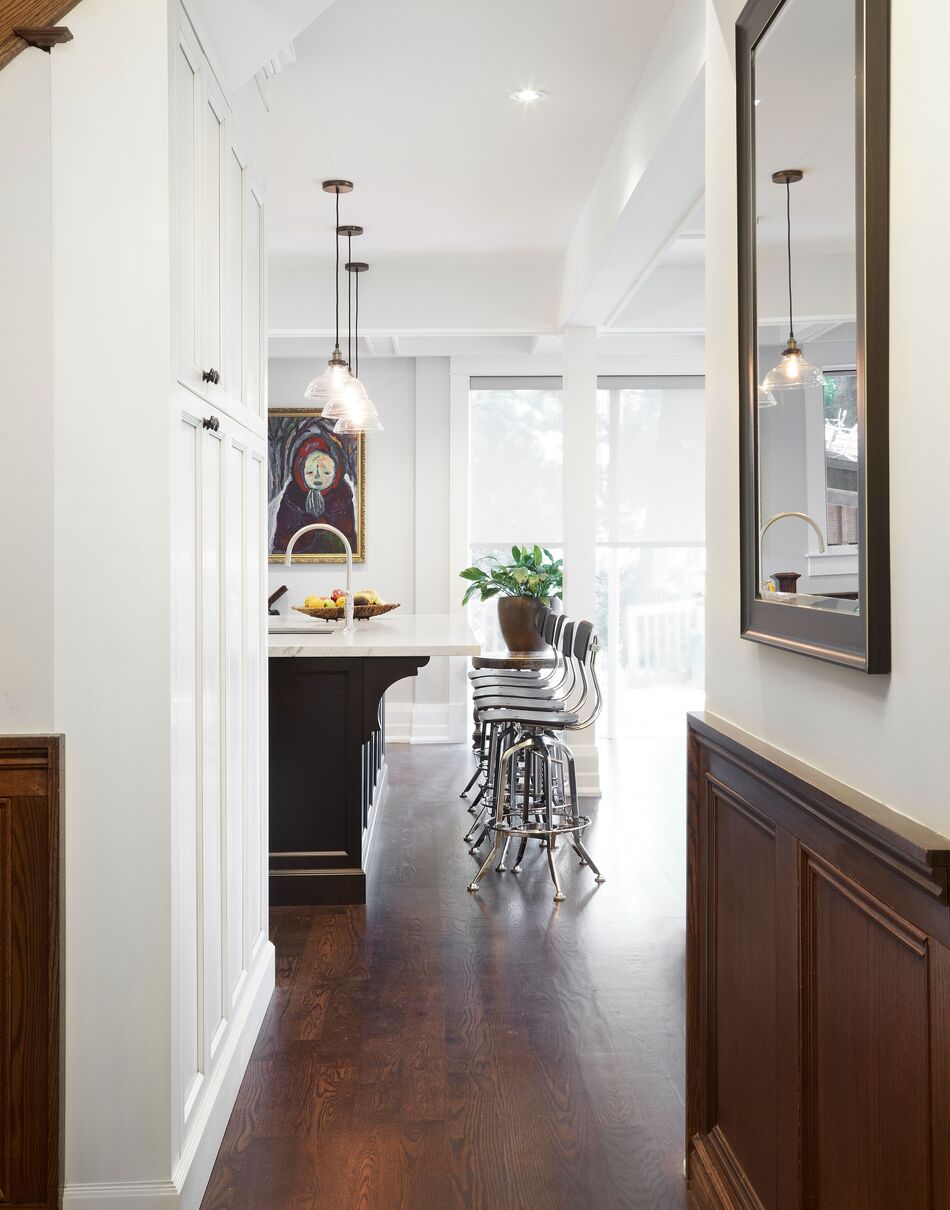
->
{"left": 753, "top": 0, "right": 858, "bottom": 612}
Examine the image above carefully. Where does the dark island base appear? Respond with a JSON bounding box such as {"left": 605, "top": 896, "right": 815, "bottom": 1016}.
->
{"left": 269, "top": 654, "right": 429, "bottom": 905}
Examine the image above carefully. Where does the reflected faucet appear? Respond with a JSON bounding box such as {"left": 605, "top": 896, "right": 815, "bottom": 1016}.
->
{"left": 759, "top": 511, "right": 827, "bottom": 592}
{"left": 285, "top": 523, "right": 355, "bottom": 635}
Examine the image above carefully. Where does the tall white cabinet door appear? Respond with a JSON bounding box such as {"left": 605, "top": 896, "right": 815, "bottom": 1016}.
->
{"left": 172, "top": 408, "right": 202, "bottom": 1123}
{"left": 199, "top": 75, "right": 227, "bottom": 392}
{"left": 224, "top": 140, "right": 246, "bottom": 409}
{"left": 174, "top": 18, "right": 201, "bottom": 393}
{"left": 172, "top": 392, "right": 266, "bottom": 1142}
{"left": 223, "top": 428, "right": 267, "bottom": 1010}
{"left": 244, "top": 177, "right": 265, "bottom": 420}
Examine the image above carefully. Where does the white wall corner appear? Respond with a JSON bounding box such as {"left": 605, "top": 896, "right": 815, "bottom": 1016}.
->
{"left": 386, "top": 700, "right": 414, "bottom": 743}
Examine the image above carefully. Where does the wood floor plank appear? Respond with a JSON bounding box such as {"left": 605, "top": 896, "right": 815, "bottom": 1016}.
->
{"left": 202, "top": 739, "right": 689, "bottom": 1209}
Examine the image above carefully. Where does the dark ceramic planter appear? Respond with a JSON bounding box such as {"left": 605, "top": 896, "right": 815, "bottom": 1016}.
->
{"left": 497, "top": 596, "right": 551, "bottom": 653}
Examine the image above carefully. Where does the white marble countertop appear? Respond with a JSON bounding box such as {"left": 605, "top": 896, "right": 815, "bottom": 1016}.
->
{"left": 268, "top": 612, "right": 481, "bottom": 658}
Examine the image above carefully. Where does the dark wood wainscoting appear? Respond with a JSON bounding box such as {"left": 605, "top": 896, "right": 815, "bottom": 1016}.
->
{"left": 0, "top": 735, "right": 62, "bottom": 1209}
{"left": 687, "top": 713, "right": 950, "bottom": 1210}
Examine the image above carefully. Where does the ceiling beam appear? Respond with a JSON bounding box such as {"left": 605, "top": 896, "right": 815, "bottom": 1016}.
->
{"left": 558, "top": 0, "right": 705, "bottom": 330}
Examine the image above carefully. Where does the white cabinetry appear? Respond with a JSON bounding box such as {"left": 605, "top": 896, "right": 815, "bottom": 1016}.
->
{"left": 170, "top": 1, "right": 270, "bottom": 1186}
{"left": 173, "top": 4, "right": 266, "bottom": 428}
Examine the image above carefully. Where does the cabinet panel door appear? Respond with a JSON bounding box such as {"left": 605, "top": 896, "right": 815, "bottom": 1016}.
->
{"left": 174, "top": 22, "right": 201, "bottom": 391}
{"left": 199, "top": 76, "right": 226, "bottom": 390}
{"left": 172, "top": 407, "right": 202, "bottom": 1122}
{"left": 224, "top": 437, "right": 246, "bottom": 1008}
{"left": 223, "top": 429, "right": 266, "bottom": 1004}
{"left": 200, "top": 416, "right": 226, "bottom": 1065}
{"left": 244, "top": 445, "right": 267, "bottom": 956}
{"left": 244, "top": 178, "right": 265, "bottom": 419}
{"left": 224, "top": 143, "right": 246, "bottom": 409}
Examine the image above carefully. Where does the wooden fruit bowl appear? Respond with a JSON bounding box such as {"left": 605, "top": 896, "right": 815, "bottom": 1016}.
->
{"left": 292, "top": 602, "right": 401, "bottom": 621}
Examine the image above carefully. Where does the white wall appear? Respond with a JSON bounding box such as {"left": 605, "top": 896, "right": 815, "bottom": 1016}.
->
{"left": 0, "top": 51, "right": 54, "bottom": 732}
{"left": 705, "top": 0, "right": 950, "bottom": 832}
{"left": 51, "top": 0, "right": 175, "bottom": 1188}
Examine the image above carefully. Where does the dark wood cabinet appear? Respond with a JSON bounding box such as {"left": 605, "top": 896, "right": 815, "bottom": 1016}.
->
{"left": 269, "top": 656, "right": 427, "bottom": 906}
{"left": 688, "top": 714, "right": 950, "bottom": 1210}
{"left": 0, "top": 736, "right": 62, "bottom": 1210}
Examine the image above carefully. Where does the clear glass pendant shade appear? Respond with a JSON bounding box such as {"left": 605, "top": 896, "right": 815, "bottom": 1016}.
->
{"left": 762, "top": 337, "right": 827, "bottom": 393}
{"left": 333, "top": 383, "right": 383, "bottom": 433}
{"left": 758, "top": 384, "right": 778, "bottom": 409}
{"left": 304, "top": 348, "right": 349, "bottom": 403}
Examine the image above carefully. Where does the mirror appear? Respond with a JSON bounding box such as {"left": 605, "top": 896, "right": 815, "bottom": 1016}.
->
{"left": 737, "top": 0, "right": 890, "bottom": 672}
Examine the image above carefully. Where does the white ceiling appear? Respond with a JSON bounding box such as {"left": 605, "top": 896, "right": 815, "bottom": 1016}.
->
{"left": 264, "top": 0, "right": 678, "bottom": 270}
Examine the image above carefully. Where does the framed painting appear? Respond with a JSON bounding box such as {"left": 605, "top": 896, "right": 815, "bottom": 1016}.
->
{"left": 268, "top": 408, "right": 366, "bottom": 563}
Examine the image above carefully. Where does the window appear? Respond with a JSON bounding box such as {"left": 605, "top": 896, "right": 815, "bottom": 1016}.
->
{"left": 823, "top": 370, "right": 858, "bottom": 545}
{"left": 595, "top": 378, "right": 705, "bottom": 737}
{"left": 468, "top": 379, "right": 563, "bottom": 651}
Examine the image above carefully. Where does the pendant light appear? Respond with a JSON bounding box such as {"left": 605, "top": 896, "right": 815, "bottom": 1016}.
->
{"left": 758, "top": 384, "right": 778, "bottom": 409}
{"left": 320, "top": 221, "right": 363, "bottom": 419}
{"left": 762, "top": 169, "right": 827, "bottom": 394}
{"left": 304, "top": 180, "right": 353, "bottom": 404}
{"left": 335, "top": 260, "right": 382, "bottom": 433}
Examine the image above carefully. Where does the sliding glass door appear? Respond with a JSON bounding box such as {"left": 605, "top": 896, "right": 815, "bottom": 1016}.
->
{"left": 468, "top": 378, "right": 563, "bottom": 651}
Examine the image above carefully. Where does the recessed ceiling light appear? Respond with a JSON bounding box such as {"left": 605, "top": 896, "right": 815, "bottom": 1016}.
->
{"left": 510, "top": 88, "right": 548, "bottom": 104}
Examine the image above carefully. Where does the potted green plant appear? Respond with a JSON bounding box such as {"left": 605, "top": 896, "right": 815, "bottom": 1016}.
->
{"left": 459, "top": 545, "right": 563, "bottom": 653}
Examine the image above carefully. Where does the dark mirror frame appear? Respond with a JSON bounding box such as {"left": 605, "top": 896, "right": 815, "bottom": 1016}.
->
{"left": 737, "top": 0, "right": 891, "bottom": 673}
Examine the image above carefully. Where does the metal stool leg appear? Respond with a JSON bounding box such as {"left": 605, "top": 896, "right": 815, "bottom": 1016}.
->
{"left": 543, "top": 746, "right": 565, "bottom": 902}
{"left": 468, "top": 737, "right": 532, "bottom": 894}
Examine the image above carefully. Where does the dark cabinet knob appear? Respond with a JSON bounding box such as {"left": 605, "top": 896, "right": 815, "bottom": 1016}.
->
{"left": 202, "top": 368, "right": 220, "bottom": 385}
{"left": 202, "top": 415, "right": 220, "bottom": 432}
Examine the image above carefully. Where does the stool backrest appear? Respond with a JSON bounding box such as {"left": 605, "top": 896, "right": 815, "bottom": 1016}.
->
{"left": 541, "top": 609, "right": 558, "bottom": 646}
{"left": 572, "top": 620, "right": 595, "bottom": 662}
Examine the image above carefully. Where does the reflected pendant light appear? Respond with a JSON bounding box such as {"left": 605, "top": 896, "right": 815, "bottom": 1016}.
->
{"left": 762, "top": 169, "right": 827, "bottom": 394}
{"left": 335, "top": 260, "right": 382, "bottom": 433}
{"left": 305, "top": 180, "right": 353, "bottom": 404}
{"left": 758, "top": 384, "right": 778, "bottom": 409}
{"left": 321, "top": 221, "right": 363, "bottom": 419}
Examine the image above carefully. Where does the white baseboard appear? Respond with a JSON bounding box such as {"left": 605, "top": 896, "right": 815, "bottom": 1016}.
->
{"left": 62, "top": 1182, "right": 181, "bottom": 1208}
{"left": 409, "top": 703, "right": 451, "bottom": 744}
{"left": 386, "top": 700, "right": 413, "bottom": 743}
{"left": 387, "top": 701, "right": 464, "bottom": 746}
{"left": 63, "top": 942, "right": 276, "bottom": 1210}
{"left": 573, "top": 742, "right": 602, "bottom": 798}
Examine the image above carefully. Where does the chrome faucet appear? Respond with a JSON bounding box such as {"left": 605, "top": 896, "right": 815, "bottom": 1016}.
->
{"left": 284, "top": 523, "right": 355, "bottom": 635}
{"left": 759, "top": 511, "right": 827, "bottom": 592}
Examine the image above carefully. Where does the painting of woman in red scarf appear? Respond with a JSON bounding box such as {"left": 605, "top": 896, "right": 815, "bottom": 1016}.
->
{"left": 268, "top": 411, "right": 365, "bottom": 561}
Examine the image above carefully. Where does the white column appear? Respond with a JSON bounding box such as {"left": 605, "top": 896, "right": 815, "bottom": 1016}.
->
{"left": 411, "top": 357, "right": 454, "bottom": 742}
{"left": 562, "top": 326, "right": 601, "bottom": 795}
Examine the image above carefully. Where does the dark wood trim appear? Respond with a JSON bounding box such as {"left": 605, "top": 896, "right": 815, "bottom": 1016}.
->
{"left": 1, "top": 3, "right": 79, "bottom": 72}
{"left": 736, "top": 0, "right": 891, "bottom": 673}
{"left": 0, "top": 735, "right": 62, "bottom": 1210}
{"left": 687, "top": 713, "right": 950, "bottom": 1209}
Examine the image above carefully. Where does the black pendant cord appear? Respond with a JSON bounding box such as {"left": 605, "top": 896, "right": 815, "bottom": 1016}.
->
{"left": 347, "top": 232, "right": 353, "bottom": 370}
{"left": 785, "top": 180, "right": 795, "bottom": 341}
{"left": 334, "top": 188, "right": 341, "bottom": 352}
{"left": 350, "top": 272, "right": 360, "bottom": 375}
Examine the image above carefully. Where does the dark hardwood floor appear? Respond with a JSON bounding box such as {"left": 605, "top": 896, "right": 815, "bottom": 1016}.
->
{"left": 201, "top": 738, "right": 689, "bottom": 1210}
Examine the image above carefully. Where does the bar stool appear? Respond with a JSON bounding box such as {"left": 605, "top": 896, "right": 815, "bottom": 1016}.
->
{"left": 467, "top": 620, "right": 604, "bottom": 901}
{"left": 460, "top": 610, "right": 566, "bottom": 811}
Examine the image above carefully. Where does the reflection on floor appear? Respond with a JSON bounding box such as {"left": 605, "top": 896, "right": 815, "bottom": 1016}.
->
{"left": 202, "top": 738, "right": 690, "bottom": 1210}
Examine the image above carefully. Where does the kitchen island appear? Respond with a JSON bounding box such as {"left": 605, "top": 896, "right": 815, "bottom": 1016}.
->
{"left": 268, "top": 613, "right": 480, "bottom": 905}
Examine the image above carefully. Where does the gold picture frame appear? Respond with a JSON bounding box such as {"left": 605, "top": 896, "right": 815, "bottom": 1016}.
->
{"left": 267, "top": 408, "right": 366, "bottom": 563}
